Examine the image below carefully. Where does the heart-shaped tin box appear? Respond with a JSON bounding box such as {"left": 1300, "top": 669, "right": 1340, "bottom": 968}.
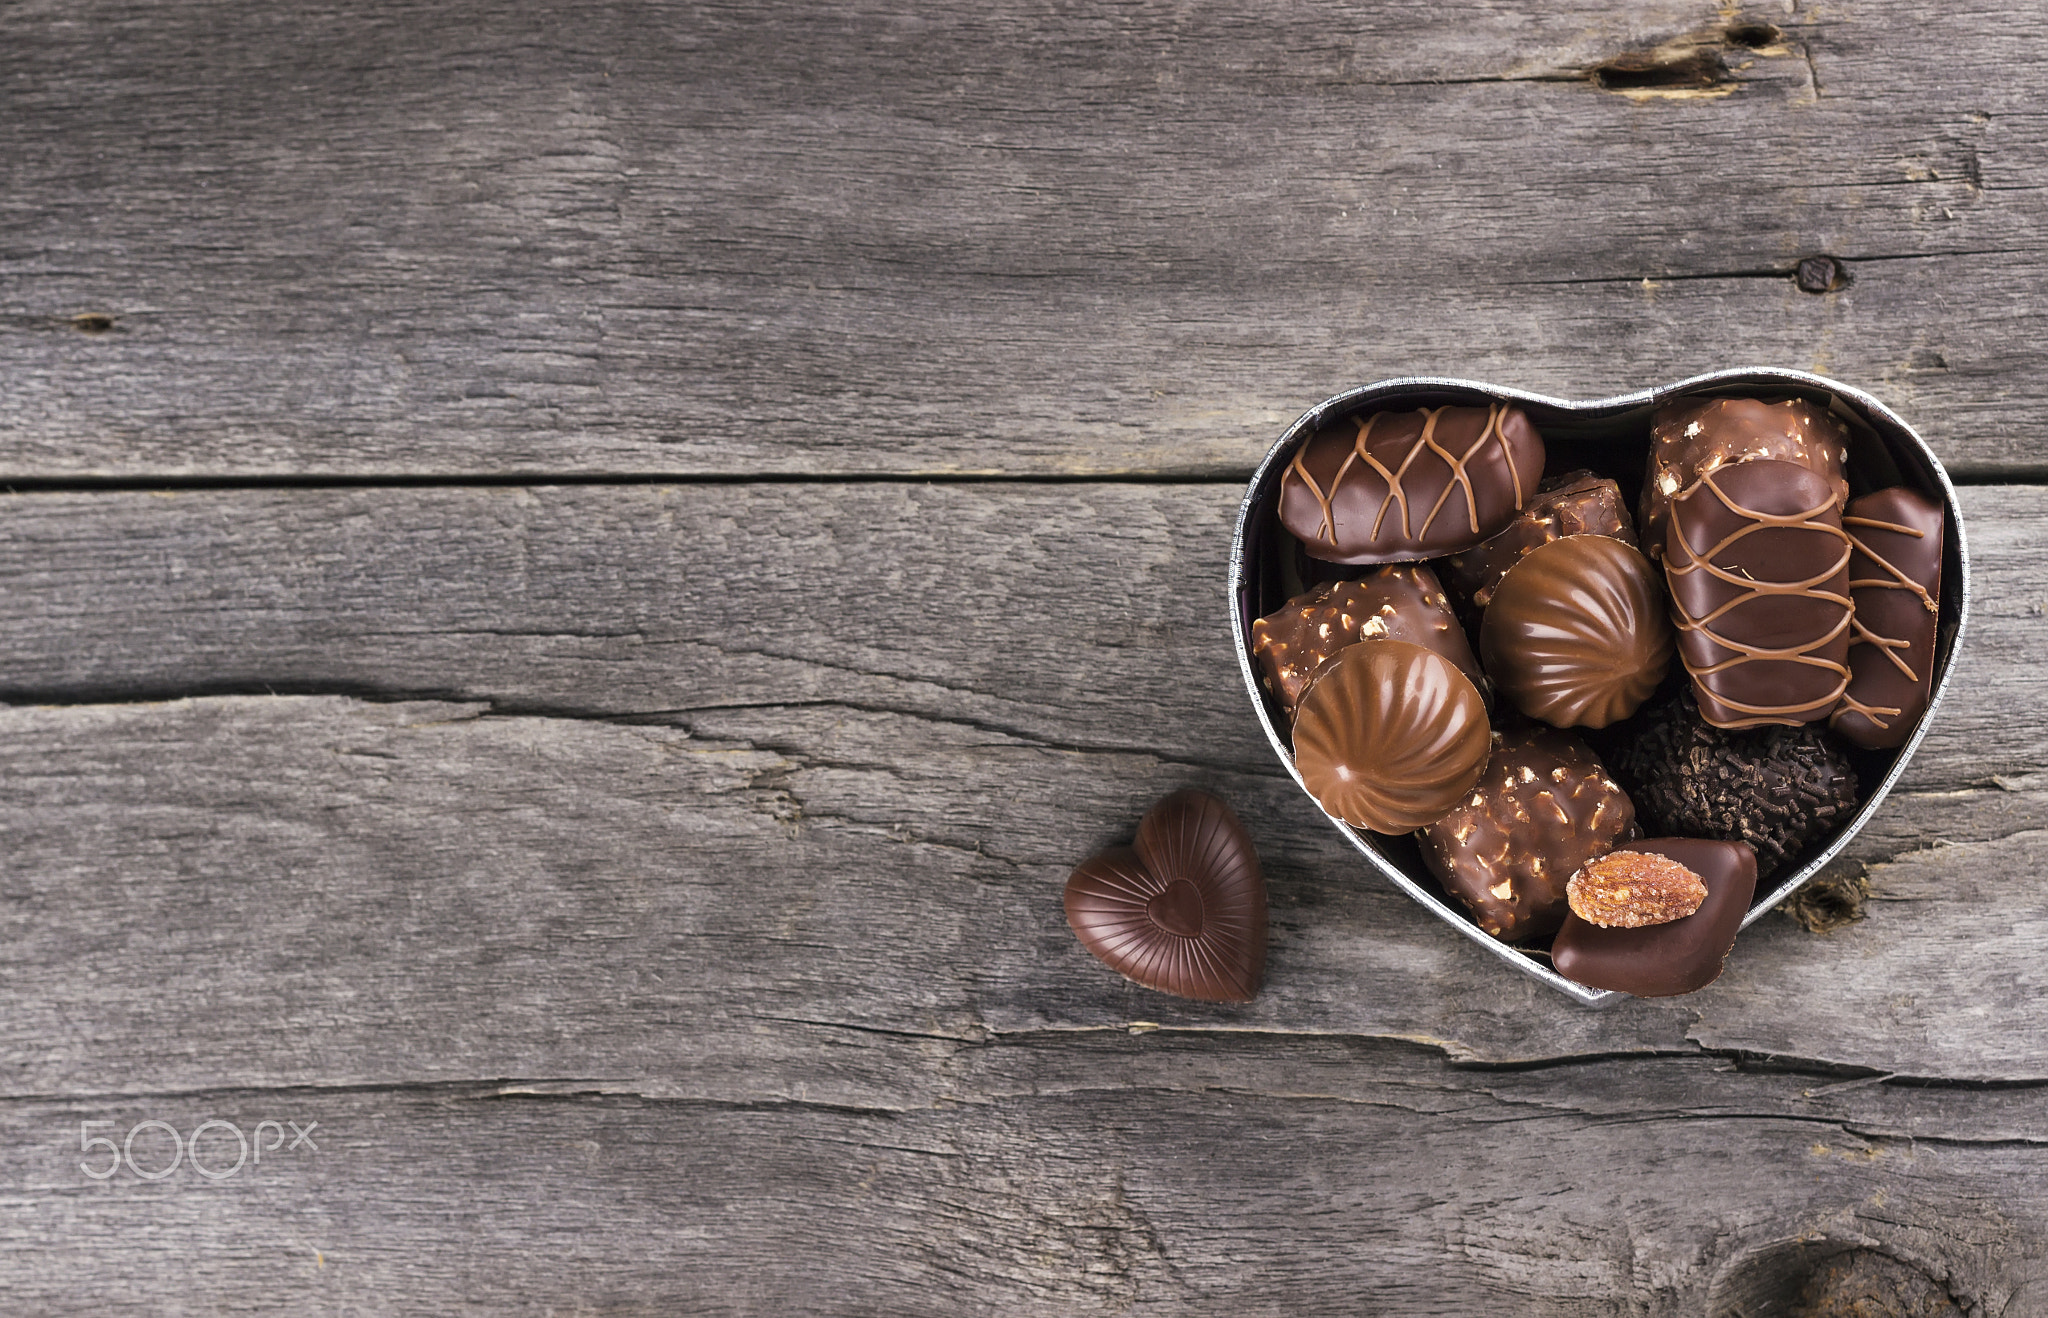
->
{"left": 1229, "top": 369, "right": 1970, "bottom": 1006}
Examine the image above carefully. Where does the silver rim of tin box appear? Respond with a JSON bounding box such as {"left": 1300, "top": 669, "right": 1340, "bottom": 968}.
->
{"left": 1228, "top": 368, "right": 1972, "bottom": 1008}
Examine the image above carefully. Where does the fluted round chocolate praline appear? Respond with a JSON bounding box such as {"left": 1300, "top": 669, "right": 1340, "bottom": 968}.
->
{"left": 1291, "top": 640, "right": 1491, "bottom": 834}
{"left": 1481, "top": 534, "right": 1672, "bottom": 729}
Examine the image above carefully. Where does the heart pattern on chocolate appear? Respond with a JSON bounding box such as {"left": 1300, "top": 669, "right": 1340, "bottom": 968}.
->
{"left": 1064, "top": 789, "right": 1267, "bottom": 1003}
{"left": 1230, "top": 369, "right": 1969, "bottom": 1005}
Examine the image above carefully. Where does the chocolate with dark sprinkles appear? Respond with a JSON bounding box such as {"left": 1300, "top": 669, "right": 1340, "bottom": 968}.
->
{"left": 1608, "top": 692, "right": 1859, "bottom": 879}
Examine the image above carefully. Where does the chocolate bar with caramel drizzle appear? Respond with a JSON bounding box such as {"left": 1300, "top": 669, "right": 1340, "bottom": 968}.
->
{"left": 1278, "top": 403, "right": 1545, "bottom": 565}
{"left": 1664, "top": 458, "right": 1854, "bottom": 728}
{"left": 1831, "top": 486, "right": 1946, "bottom": 749}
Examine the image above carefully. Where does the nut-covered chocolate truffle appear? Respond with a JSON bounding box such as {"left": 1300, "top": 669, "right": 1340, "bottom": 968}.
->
{"left": 1551, "top": 838, "right": 1758, "bottom": 997}
{"left": 1278, "top": 403, "right": 1545, "bottom": 564}
{"left": 1438, "top": 470, "right": 1638, "bottom": 619}
{"left": 1480, "top": 534, "right": 1672, "bottom": 729}
{"left": 1640, "top": 396, "right": 1849, "bottom": 562}
{"left": 1064, "top": 789, "right": 1267, "bottom": 1003}
{"left": 1832, "top": 486, "right": 1946, "bottom": 750}
{"left": 1250, "top": 565, "right": 1485, "bottom": 722}
{"left": 1665, "top": 458, "right": 1854, "bottom": 728}
{"left": 1418, "top": 728, "right": 1636, "bottom": 942}
{"left": 1608, "top": 692, "right": 1860, "bottom": 880}
{"left": 1292, "top": 640, "right": 1490, "bottom": 834}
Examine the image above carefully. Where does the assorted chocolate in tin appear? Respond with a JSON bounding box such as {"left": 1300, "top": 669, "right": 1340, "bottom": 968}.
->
{"left": 1213, "top": 376, "right": 1961, "bottom": 1003}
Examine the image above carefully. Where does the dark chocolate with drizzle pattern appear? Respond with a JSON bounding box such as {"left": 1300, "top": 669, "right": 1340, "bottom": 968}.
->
{"left": 1278, "top": 403, "right": 1545, "bottom": 564}
{"left": 1831, "top": 486, "right": 1945, "bottom": 749}
{"left": 1664, "top": 458, "right": 1854, "bottom": 728}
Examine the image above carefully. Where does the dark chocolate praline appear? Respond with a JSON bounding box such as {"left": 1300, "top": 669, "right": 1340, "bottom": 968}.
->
{"left": 1665, "top": 458, "right": 1854, "bottom": 728}
{"left": 1278, "top": 403, "right": 1545, "bottom": 564}
{"left": 1607, "top": 691, "right": 1859, "bottom": 880}
{"left": 1832, "top": 486, "right": 1946, "bottom": 750}
{"left": 1551, "top": 838, "right": 1758, "bottom": 997}
{"left": 1640, "top": 396, "right": 1849, "bottom": 562}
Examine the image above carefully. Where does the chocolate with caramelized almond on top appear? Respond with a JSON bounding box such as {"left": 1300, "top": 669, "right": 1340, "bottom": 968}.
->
{"left": 1552, "top": 838, "right": 1758, "bottom": 997}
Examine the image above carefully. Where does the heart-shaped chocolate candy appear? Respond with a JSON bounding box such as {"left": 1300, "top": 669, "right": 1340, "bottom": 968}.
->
{"left": 1064, "top": 789, "right": 1267, "bottom": 1002}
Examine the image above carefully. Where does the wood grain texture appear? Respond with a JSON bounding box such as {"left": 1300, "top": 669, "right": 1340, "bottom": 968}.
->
{"left": 1, "top": 687, "right": 2042, "bottom": 1104}
{"left": 0, "top": 483, "right": 2034, "bottom": 781}
{"left": 4, "top": 1045, "right": 2044, "bottom": 1315}
{"left": 1, "top": 481, "right": 2038, "bottom": 1307}
{"left": 8, "top": 0, "right": 2048, "bottom": 1308}
{"left": 4, "top": 0, "right": 2047, "bottom": 477}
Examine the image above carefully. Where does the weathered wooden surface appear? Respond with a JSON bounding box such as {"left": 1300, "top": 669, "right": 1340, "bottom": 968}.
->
{"left": 4, "top": 0, "right": 2048, "bottom": 479}
{"left": 7, "top": 0, "right": 2048, "bottom": 1312}
{"left": 0, "top": 483, "right": 2040, "bottom": 785}
{"left": 0, "top": 490, "right": 2044, "bottom": 1312}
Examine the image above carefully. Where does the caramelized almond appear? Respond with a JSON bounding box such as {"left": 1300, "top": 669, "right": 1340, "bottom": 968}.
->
{"left": 1566, "top": 851, "right": 1708, "bottom": 928}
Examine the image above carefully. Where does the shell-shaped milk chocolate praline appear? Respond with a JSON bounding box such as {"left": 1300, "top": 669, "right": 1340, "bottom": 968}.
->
{"left": 1291, "top": 640, "right": 1491, "bottom": 834}
{"left": 1480, "top": 534, "right": 1672, "bottom": 729}
{"left": 1278, "top": 403, "right": 1546, "bottom": 564}
{"left": 1665, "top": 458, "right": 1853, "bottom": 728}
{"left": 1250, "top": 564, "right": 1486, "bottom": 723}
{"left": 1417, "top": 728, "right": 1637, "bottom": 943}
{"left": 1063, "top": 789, "right": 1267, "bottom": 1003}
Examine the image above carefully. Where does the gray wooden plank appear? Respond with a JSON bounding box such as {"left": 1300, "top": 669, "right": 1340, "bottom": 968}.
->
{"left": 0, "top": 483, "right": 2034, "bottom": 783}
{"left": 2, "top": 1043, "right": 2044, "bottom": 1315}
{"left": 4, "top": 0, "right": 2047, "bottom": 477}
{"left": 1, "top": 688, "right": 2044, "bottom": 1105}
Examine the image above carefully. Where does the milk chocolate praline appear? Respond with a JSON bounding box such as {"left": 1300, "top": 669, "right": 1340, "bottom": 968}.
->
{"left": 1251, "top": 565, "right": 1485, "bottom": 723}
{"left": 1279, "top": 403, "right": 1545, "bottom": 564}
{"left": 1292, "top": 640, "right": 1490, "bottom": 834}
{"left": 1438, "top": 471, "right": 1637, "bottom": 622}
{"left": 1481, "top": 534, "right": 1671, "bottom": 729}
{"left": 1418, "top": 728, "right": 1636, "bottom": 943}
{"left": 1551, "top": 838, "right": 1757, "bottom": 997}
